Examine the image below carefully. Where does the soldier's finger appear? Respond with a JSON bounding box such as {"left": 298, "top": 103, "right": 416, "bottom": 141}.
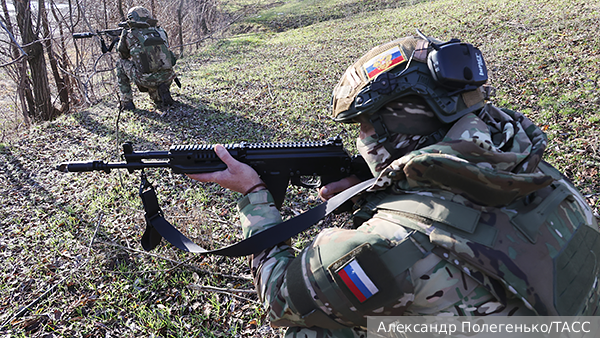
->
{"left": 318, "top": 186, "right": 333, "bottom": 201}
{"left": 214, "top": 145, "right": 237, "bottom": 166}
{"left": 186, "top": 172, "right": 220, "bottom": 183}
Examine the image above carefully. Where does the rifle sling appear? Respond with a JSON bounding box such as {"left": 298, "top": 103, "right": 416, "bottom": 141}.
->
{"left": 139, "top": 175, "right": 376, "bottom": 257}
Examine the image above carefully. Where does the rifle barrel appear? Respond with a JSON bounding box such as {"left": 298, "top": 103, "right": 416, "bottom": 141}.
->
{"left": 58, "top": 160, "right": 170, "bottom": 173}
{"left": 73, "top": 32, "right": 95, "bottom": 39}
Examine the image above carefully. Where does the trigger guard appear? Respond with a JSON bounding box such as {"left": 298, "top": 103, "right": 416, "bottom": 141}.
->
{"left": 291, "top": 176, "right": 320, "bottom": 189}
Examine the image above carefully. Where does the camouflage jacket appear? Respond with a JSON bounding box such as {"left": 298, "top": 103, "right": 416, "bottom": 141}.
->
{"left": 238, "top": 104, "right": 599, "bottom": 332}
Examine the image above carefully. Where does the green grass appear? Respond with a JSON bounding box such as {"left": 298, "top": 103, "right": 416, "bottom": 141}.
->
{"left": 1, "top": 0, "right": 599, "bottom": 336}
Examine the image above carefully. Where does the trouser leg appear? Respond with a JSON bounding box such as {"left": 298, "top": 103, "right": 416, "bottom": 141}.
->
{"left": 157, "top": 81, "right": 174, "bottom": 105}
{"left": 147, "top": 87, "right": 161, "bottom": 103}
{"left": 116, "top": 59, "right": 134, "bottom": 104}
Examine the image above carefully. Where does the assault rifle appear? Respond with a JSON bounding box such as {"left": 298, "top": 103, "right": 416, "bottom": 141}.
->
{"left": 58, "top": 137, "right": 370, "bottom": 253}
{"left": 73, "top": 22, "right": 128, "bottom": 53}
{"left": 58, "top": 136, "right": 374, "bottom": 257}
{"left": 58, "top": 136, "right": 369, "bottom": 210}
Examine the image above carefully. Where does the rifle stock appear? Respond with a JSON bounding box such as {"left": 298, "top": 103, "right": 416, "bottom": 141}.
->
{"left": 58, "top": 137, "right": 370, "bottom": 208}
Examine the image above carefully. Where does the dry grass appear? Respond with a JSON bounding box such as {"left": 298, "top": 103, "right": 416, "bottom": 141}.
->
{"left": 0, "top": 0, "right": 598, "bottom": 337}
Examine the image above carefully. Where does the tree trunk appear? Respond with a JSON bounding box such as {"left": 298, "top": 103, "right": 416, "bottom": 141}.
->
{"left": 50, "top": 2, "right": 76, "bottom": 109}
{"left": 150, "top": 0, "right": 155, "bottom": 19}
{"left": 177, "top": 0, "right": 184, "bottom": 57}
{"left": 1, "top": 0, "right": 31, "bottom": 125}
{"left": 15, "top": 0, "right": 57, "bottom": 121}
{"left": 40, "top": 0, "right": 69, "bottom": 113}
{"left": 117, "top": 0, "right": 125, "bottom": 21}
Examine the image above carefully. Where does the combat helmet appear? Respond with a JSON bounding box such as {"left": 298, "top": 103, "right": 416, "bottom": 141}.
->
{"left": 331, "top": 30, "right": 488, "bottom": 140}
{"left": 126, "top": 6, "right": 158, "bottom": 27}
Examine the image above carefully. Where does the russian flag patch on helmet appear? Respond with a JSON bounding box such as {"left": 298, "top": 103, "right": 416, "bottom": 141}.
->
{"left": 363, "top": 46, "right": 406, "bottom": 80}
{"left": 337, "top": 259, "right": 379, "bottom": 302}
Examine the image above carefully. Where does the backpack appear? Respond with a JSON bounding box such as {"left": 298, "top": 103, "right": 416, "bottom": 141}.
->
{"left": 130, "top": 27, "right": 176, "bottom": 74}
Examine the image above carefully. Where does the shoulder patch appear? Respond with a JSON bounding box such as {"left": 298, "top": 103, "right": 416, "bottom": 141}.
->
{"left": 363, "top": 45, "right": 406, "bottom": 80}
{"left": 337, "top": 259, "right": 379, "bottom": 302}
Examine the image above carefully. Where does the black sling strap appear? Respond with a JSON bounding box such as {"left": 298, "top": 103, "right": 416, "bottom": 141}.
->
{"left": 139, "top": 172, "right": 376, "bottom": 257}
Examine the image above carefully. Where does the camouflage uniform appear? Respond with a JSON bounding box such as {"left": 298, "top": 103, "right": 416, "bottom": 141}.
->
{"left": 235, "top": 35, "right": 600, "bottom": 336}
{"left": 117, "top": 7, "right": 176, "bottom": 107}
{"left": 237, "top": 106, "right": 553, "bottom": 336}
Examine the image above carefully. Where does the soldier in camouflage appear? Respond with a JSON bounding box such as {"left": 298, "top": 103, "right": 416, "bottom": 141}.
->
{"left": 117, "top": 6, "right": 177, "bottom": 110}
{"left": 188, "top": 34, "right": 600, "bottom": 337}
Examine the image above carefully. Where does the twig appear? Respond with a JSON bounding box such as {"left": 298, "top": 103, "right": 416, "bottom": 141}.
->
{"left": 0, "top": 19, "right": 27, "bottom": 57}
{"left": 189, "top": 284, "right": 256, "bottom": 294}
{"left": 87, "top": 213, "right": 103, "bottom": 255}
{"left": 266, "top": 81, "right": 275, "bottom": 101}
{"left": 0, "top": 54, "right": 26, "bottom": 68}
{"left": 96, "top": 240, "right": 252, "bottom": 280}
{"left": 7, "top": 278, "right": 66, "bottom": 323}
{"left": 207, "top": 217, "right": 233, "bottom": 225}
{"left": 188, "top": 284, "right": 259, "bottom": 305}
{"left": 169, "top": 5, "right": 251, "bottom": 50}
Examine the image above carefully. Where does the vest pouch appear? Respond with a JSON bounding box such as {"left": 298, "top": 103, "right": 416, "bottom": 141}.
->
{"left": 554, "top": 224, "right": 600, "bottom": 315}
{"left": 371, "top": 174, "right": 600, "bottom": 316}
{"left": 377, "top": 194, "right": 499, "bottom": 248}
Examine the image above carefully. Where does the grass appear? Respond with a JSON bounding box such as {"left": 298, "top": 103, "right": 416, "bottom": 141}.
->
{"left": 1, "top": 0, "right": 599, "bottom": 336}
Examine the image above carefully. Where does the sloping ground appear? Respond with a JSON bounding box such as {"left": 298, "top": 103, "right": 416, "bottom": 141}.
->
{"left": 232, "top": 0, "right": 428, "bottom": 33}
{"left": 0, "top": 0, "right": 598, "bottom": 336}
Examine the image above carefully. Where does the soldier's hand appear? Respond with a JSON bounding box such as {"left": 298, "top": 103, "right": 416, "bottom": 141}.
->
{"left": 187, "top": 145, "right": 264, "bottom": 195}
{"left": 318, "top": 175, "right": 362, "bottom": 201}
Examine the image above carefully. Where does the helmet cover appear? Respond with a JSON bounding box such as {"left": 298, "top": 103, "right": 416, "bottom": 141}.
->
{"left": 331, "top": 34, "right": 487, "bottom": 125}
{"left": 127, "top": 6, "right": 154, "bottom": 24}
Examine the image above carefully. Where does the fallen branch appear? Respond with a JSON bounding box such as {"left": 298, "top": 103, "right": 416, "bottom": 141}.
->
{"left": 96, "top": 240, "right": 253, "bottom": 281}
{"left": 188, "top": 283, "right": 259, "bottom": 305}
{"left": 188, "top": 284, "right": 256, "bottom": 294}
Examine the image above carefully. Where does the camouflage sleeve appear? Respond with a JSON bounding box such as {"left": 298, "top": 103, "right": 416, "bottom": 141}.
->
{"left": 117, "top": 29, "right": 130, "bottom": 59}
{"left": 237, "top": 189, "right": 282, "bottom": 239}
{"left": 237, "top": 190, "right": 298, "bottom": 320}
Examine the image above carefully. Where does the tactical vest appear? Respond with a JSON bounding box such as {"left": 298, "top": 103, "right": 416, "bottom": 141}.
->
{"left": 356, "top": 160, "right": 600, "bottom": 316}
{"left": 129, "top": 27, "right": 176, "bottom": 74}
{"left": 284, "top": 107, "right": 599, "bottom": 325}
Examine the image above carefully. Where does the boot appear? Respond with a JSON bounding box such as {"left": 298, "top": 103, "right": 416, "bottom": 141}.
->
{"left": 149, "top": 88, "right": 162, "bottom": 104}
{"left": 121, "top": 101, "right": 135, "bottom": 111}
{"left": 157, "top": 82, "right": 174, "bottom": 106}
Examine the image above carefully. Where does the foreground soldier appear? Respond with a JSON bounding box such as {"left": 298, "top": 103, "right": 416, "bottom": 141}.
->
{"left": 117, "top": 6, "right": 177, "bottom": 110}
{"left": 189, "top": 34, "right": 600, "bottom": 337}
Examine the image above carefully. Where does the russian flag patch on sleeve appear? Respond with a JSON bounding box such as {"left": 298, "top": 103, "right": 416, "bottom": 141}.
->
{"left": 337, "top": 259, "right": 379, "bottom": 303}
{"left": 363, "top": 46, "right": 406, "bottom": 80}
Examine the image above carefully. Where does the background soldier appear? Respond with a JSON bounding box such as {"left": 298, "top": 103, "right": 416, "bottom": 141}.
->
{"left": 188, "top": 34, "right": 600, "bottom": 337}
{"left": 117, "top": 6, "right": 177, "bottom": 110}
